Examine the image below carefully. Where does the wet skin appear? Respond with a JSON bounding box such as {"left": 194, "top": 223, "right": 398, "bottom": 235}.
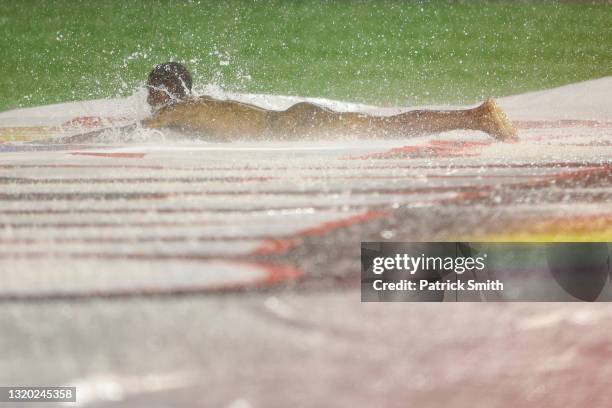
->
{"left": 143, "top": 94, "right": 518, "bottom": 142}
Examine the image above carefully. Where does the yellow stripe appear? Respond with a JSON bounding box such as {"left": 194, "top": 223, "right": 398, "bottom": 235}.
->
{"left": 0, "top": 134, "right": 47, "bottom": 142}
{"left": 449, "top": 216, "right": 612, "bottom": 242}
{"left": 0, "top": 128, "right": 58, "bottom": 142}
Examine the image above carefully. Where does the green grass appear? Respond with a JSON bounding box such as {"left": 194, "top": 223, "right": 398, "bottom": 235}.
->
{"left": 1, "top": 0, "right": 610, "bottom": 111}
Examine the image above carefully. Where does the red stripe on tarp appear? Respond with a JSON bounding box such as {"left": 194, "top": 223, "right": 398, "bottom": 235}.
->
{"left": 0, "top": 260, "right": 304, "bottom": 301}
{"left": 298, "top": 209, "right": 390, "bottom": 236}
{"left": 536, "top": 165, "right": 612, "bottom": 185}
{"left": 253, "top": 238, "right": 301, "bottom": 255}
{"left": 347, "top": 139, "right": 495, "bottom": 160}
{"left": 254, "top": 209, "right": 392, "bottom": 254}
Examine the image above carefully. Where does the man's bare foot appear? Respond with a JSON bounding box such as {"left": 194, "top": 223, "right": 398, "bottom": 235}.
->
{"left": 477, "top": 98, "right": 518, "bottom": 141}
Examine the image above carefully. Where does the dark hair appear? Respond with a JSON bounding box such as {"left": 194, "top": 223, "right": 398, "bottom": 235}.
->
{"left": 146, "top": 62, "right": 193, "bottom": 99}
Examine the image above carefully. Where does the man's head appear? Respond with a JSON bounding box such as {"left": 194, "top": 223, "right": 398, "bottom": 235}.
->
{"left": 146, "top": 62, "right": 193, "bottom": 110}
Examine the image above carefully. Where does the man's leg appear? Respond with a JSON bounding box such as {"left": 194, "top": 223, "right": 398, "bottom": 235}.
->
{"left": 273, "top": 99, "right": 517, "bottom": 141}
{"left": 379, "top": 99, "right": 518, "bottom": 141}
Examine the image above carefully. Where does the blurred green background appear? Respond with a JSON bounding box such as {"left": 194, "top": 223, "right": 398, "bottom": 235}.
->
{"left": 1, "top": 0, "right": 610, "bottom": 111}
